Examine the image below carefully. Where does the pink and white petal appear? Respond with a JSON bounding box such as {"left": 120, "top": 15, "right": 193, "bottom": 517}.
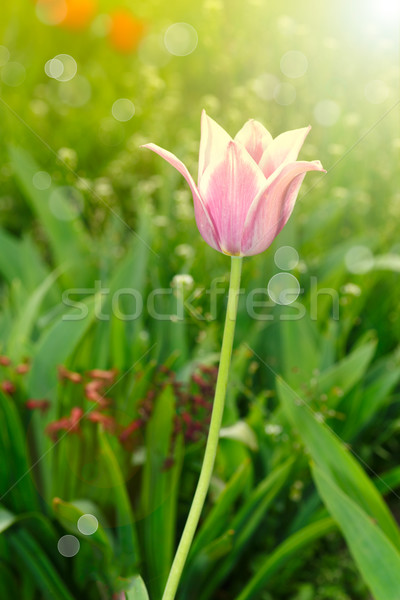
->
{"left": 199, "top": 141, "right": 268, "bottom": 255}
{"left": 198, "top": 110, "right": 232, "bottom": 184}
{"left": 258, "top": 126, "right": 311, "bottom": 179}
{"left": 241, "top": 160, "right": 324, "bottom": 256}
{"left": 234, "top": 119, "right": 273, "bottom": 164}
{"left": 141, "top": 143, "right": 221, "bottom": 252}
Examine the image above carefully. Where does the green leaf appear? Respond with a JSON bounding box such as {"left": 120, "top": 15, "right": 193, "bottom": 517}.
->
{"left": 180, "top": 530, "right": 235, "bottom": 597}
{"left": 52, "top": 497, "right": 113, "bottom": 559}
{"left": 0, "top": 228, "right": 27, "bottom": 285}
{"left": 7, "top": 267, "right": 63, "bottom": 362}
{"left": 0, "top": 562, "right": 19, "bottom": 598}
{"left": 93, "top": 212, "right": 152, "bottom": 369}
{"left": 197, "top": 457, "right": 294, "bottom": 600}
{"left": 340, "top": 352, "right": 400, "bottom": 438}
{"left": 236, "top": 517, "right": 335, "bottom": 600}
{"left": 278, "top": 311, "right": 320, "bottom": 388}
{"left": 0, "top": 506, "right": 16, "bottom": 533}
{"left": 375, "top": 466, "right": 400, "bottom": 495}
{"left": 316, "top": 337, "right": 376, "bottom": 403}
{"left": 277, "top": 376, "right": 400, "bottom": 551}
{"left": 27, "top": 297, "right": 95, "bottom": 402}
{"left": 141, "top": 385, "right": 182, "bottom": 598}
{"left": 224, "top": 343, "right": 252, "bottom": 423}
{"left": 189, "top": 459, "right": 251, "bottom": 558}
{"left": 9, "top": 146, "right": 93, "bottom": 286}
{"left": 24, "top": 296, "right": 96, "bottom": 501}
{"left": 121, "top": 575, "right": 150, "bottom": 600}
{"left": 98, "top": 433, "right": 140, "bottom": 574}
{"left": 9, "top": 529, "right": 75, "bottom": 600}
{"left": 312, "top": 465, "right": 400, "bottom": 600}
{"left": 219, "top": 421, "right": 258, "bottom": 451}
{"left": 0, "top": 391, "right": 38, "bottom": 512}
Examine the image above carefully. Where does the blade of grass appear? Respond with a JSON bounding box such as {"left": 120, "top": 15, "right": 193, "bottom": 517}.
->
{"left": 0, "top": 391, "right": 38, "bottom": 512}
{"left": 197, "top": 457, "right": 294, "bottom": 600}
{"left": 52, "top": 497, "right": 113, "bottom": 559}
{"left": 235, "top": 517, "right": 336, "bottom": 600}
{"left": 7, "top": 266, "right": 64, "bottom": 362}
{"left": 278, "top": 376, "right": 400, "bottom": 550}
{"left": 9, "top": 529, "right": 76, "bottom": 600}
{"left": 9, "top": 146, "right": 92, "bottom": 287}
{"left": 98, "top": 432, "right": 140, "bottom": 575}
{"left": 141, "top": 384, "right": 179, "bottom": 598}
{"left": 122, "top": 575, "right": 150, "bottom": 600}
{"left": 189, "top": 459, "right": 251, "bottom": 558}
{"left": 312, "top": 465, "right": 400, "bottom": 600}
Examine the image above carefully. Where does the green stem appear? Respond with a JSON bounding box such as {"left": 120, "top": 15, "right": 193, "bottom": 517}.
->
{"left": 162, "top": 256, "right": 243, "bottom": 600}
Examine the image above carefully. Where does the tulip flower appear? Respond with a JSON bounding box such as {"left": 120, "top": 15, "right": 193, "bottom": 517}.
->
{"left": 141, "top": 112, "right": 325, "bottom": 600}
{"left": 142, "top": 110, "right": 324, "bottom": 257}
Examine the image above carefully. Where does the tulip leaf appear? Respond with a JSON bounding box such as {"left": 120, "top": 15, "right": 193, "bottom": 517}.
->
{"left": 312, "top": 465, "right": 400, "bottom": 600}
{"left": 0, "top": 229, "right": 51, "bottom": 294}
{"left": 9, "top": 145, "right": 92, "bottom": 287}
{"left": 92, "top": 211, "right": 152, "bottom": 369}
{"left": 0, "top": 391, "right": 39, "bottom": 512}
{"left": 180, "top": 530, "right": 235, "bottom": 596}
{"left": 338, "top": 352, "right": 400, "bottom": 439}
{"left": 219, "top": 421, "right": 258, "bottom": 450}
{"left": 0, "top": 506, "right": 17, "bottom": 533}
{"left": 123, "top": 575, "right": 150, "bottom": 600}
{"left": 141, "top": 384, "right": 183, "bottom": 598}
{"left": 189, "top": 459, "right": 251, "bottom": 558}
{"left": 277, "top": 376, "right": 400, "bottom": 550}
{"left": 236, "top": 517, "right": 336, "bottom": 600}
{"left": 0, "top": 562, "right": 19, "bottom": 599}
{"left": 27, "top": 297, "right": 95, "bottom": 402}
{"left": 52, "top": 497, "right": 113, "bottom": 559}
{"left": 7, "top": 267, "right": 63, "bottom": 362}
{"left": 278, "top": 311, "right": 320, "bottom": 387}
{"left": 98, "top": 432, "right": 140, "bottom": 575}
{"left": 316, "top": 338, "right": 376, "bottom": 402}
{"left": 8, "top": 529, "right": 75, "bottom": 600}
{"left": 196, "top": 457, "right": 294, "bottom": 600}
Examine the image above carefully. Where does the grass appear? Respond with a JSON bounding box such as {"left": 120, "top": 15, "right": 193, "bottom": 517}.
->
{"left": 0, "top": 0, "right": 399, "bottom": 598}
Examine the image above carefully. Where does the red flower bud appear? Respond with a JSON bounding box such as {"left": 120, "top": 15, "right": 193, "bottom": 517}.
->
{"left": 25, "top": 399, "right": 51, "bottom": 414}
{"left": 58, "top": 365, "right": 83, "bottom": 384}
{"left": 87, "top": 368, "right": 118, "bottom": 382}
{"left": 119, "top": 419, "right": 143, "bottom": 443}
{"left": 1, "top": 380, "right": 16, "bottom": 395}
{"left": 70, "top": 407, "right": 83, "bottom": 431}
{"left": 87, "top": 411, "right": 116, "bottom": 432}
{"left": 45, "top": 417, "right": 71, "bottom": 441}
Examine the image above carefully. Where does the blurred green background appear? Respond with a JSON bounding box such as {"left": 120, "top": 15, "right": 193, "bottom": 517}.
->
{"left": 0, "top": 1, "right": 399, "bottom": 599}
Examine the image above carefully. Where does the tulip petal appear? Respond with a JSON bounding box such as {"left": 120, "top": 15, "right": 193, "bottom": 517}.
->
{"left": 241, "top": 160, "right": 325, "bottom": 256}
{"left": 198, "top": 110, "right": 232, "bottom": 183}
{"left": 199, "top": 141, "right": 268, "bottom": 255}
{"left": 259, "top": 126, "right": 312, "bottom": 179}
{"left": 234, "top": 119, "right": 273, "bottom": 164}
{"left": 142, "top": 143, "right": 221, "bottom": 251}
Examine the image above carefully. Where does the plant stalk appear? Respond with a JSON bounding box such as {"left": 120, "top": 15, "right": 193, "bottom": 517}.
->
{"left": 162, "top": 256, "right": 243, "bottom": 600}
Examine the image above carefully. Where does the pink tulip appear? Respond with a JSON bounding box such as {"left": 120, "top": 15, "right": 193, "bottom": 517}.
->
{"left": 142, "top": 111, "right": 325, "bottom": 256}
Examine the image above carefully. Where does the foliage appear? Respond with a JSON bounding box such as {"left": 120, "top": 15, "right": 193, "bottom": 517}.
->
{"left": 0, "top": 0, "right": 399, "bottom": 598}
